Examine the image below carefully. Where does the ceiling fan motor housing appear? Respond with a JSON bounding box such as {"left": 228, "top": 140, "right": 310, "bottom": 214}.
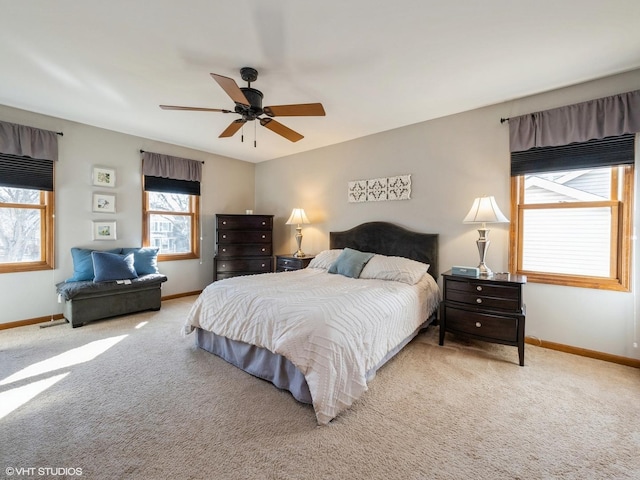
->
{"left": 237, "top": 87, "right": 263, "bottom": 119}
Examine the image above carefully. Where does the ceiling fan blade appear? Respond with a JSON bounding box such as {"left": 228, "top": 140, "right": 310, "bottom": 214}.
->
{"left": 263, "top": 103, "right": 325, "bottom": 117}
{"left": 160, "top": 105, "right": 232, "bottom": 113}
{"left": 210, "top": 73, "right": 250, "bottom": 106}
{"left": 219, "top": 119, "right": 246, "bottom": 138}
{"left": 259, "top": 118, "right": 304, "bottom": 142}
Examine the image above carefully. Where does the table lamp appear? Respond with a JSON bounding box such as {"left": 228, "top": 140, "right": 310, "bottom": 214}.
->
{"left": 463, "top": 196, "right": 509, "bottom": 277}
{"left": 285, "top": 208, "right": 310, "bottom": 258}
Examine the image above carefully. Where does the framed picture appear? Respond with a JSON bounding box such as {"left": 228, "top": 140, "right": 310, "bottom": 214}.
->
{"left": 92, "top": 193, "right": 116, "bottom": 213}
{"left": 92, "top": 166, "right": 116, "bottom": 188}
{"left": 92, "top": 221, "right": 117, "bottom": 241}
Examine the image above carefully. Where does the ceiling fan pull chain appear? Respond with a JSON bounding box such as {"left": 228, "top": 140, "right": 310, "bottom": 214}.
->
{"left": 241, "top": 124, "right": 244, "bottom": 143}
{"left": 254, "top": 121, "right": 257, "bottom": 148}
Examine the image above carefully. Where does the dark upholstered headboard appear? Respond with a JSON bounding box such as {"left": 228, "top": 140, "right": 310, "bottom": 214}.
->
{"left": 329, "top": 222, "right": 439, "bottom": 281}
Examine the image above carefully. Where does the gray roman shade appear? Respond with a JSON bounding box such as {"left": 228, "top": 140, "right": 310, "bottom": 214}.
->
{"left": 509, "top": 90, "right": 639, "bottom": 176}
{"left": 142, "top": 151, "right": 202, "bottom": 196}
{"left": 0, "top": 121, "right": 59, "bottom": 191}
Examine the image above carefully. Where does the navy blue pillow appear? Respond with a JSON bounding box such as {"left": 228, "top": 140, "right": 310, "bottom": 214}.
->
{"left": 328, "top": 248, "right": 374, "bottom": 278}
{"left": 92, "top": 251, "right": 138, "bottom": 283}
{"left": 121, "top": 247, "right": 159, "bottom": 275}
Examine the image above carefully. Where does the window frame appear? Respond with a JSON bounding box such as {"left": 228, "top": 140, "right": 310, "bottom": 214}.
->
{"left": 0, "top": 189, "right": 55, "bottom": 274}
{"left": 509, "top": 165, "right": 634, "bottom": 291}
{"left": 142, "top": 190, "right": 200, "bottom": 261}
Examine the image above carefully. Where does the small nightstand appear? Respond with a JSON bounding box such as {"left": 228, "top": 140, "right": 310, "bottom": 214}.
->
{"left": 275, "top": 254, "right": 315, "bottom": 272}
{"left": 439, "top": 270, "right": 527, "bottom": 366}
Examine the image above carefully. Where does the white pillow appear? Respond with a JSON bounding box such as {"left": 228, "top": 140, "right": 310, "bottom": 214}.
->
{"left": 308, "top": 249, "right": 343, "bottom": 270}
{"left": 359, "top": 254, "right": 429, "bottom": 285}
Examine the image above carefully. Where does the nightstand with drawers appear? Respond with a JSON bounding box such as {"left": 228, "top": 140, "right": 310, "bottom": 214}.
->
{"left": 439, "top": 270, "right": 527, "bottom": 366}
{"left": 275, "top": 255, "right": 315, "bottom": 272}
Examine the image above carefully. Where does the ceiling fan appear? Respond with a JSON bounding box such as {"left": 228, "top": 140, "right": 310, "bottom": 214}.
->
{"left": 160, "top": 67, "right": 325, "bottom": 143}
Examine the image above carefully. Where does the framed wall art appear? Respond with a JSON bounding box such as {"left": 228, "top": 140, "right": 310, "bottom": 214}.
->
{"left": 92, "top": 221, "right": 117, "bottom": 241}
{"left": 348, "top": 174, "right": 411, "bottom": 203}
{"left": 92, "top": 193, "right": 116, "bottom": 213}
{"left": 92, "top": 166, "right": 116, "bottom": 188}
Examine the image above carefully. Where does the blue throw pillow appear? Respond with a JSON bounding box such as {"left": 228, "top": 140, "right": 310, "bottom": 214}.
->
{"left": 328, "top": 247, "right": 375, "bottom": 279}
{"left": 66, "top": 247, "right": 122, "bottom": 282}
{"left": 92, "top": 251, "right": 138, "bottom": 283}
{"left": 121, "top": 247, "right": 159, "bottom": 275}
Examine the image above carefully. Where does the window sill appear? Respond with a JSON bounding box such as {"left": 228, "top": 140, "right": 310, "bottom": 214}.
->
{"left": 517, "top": 271, "right": 630, "bottom": 292}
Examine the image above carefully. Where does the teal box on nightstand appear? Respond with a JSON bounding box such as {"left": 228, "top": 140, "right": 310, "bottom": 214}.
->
{"left": 451, "top": 266, "right": 480, "bottom": 277}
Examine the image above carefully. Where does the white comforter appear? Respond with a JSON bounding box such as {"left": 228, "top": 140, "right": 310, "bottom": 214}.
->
{"left": 182, "top": 268, "right": 440, "bottom": 424}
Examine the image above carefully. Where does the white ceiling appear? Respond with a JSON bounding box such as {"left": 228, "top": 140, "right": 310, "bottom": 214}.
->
{"left": 1, "top": 0, "right": 639, "bottom": 163}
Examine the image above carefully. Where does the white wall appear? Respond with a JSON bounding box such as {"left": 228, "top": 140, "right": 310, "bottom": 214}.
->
{"left": 256, "top": 69, "right": 640, "bottom": 360}
{"left": 0, "top": 105, "right": 255, "bottom": 325}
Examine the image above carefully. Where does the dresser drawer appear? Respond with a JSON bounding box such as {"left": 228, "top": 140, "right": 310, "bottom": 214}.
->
{"left": 446, "top": 289, "right": 520, "bottom": 312}
{"left": 217, "top": 215, "right": 272, "bottom": 230}
{"left": 217, "top": 244, "right": 272, "bottom": 257}
{"left": 443, "top": 305, "right": 519, "bottom": 343}
{"left": 215, "top": 257, "right": 273, "bottom": 273}
{"left": 445, "top": 278, "right": 521, "bottom": 312}
{"left": 446, "top": 278, "right": 519, "bottom": 298}
{"left": 218, "top": 230, "right": 272, "bottom": 244}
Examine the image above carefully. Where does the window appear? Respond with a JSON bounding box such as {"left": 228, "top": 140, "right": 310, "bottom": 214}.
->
{"left": 140, "top": 151, "right": 202, "bottom": 261}
{"left": 0, "top": 186, "right": 55, "bottom": 273}
{"left": 0, "top": 122, "right": 58, "bottom": 273}
{"left": 143, "top": 191, "right": 199, "bottom": 260}
{"left": 510, "top": 163, "right": 634, "bottom": 291}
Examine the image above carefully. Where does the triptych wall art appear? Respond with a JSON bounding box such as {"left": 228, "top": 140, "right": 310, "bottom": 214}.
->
{"left": 348, "top": 174, "right": 411, "bottom": 203}
{"left": 91, "top": 166, "right": 117, "bottom": 240}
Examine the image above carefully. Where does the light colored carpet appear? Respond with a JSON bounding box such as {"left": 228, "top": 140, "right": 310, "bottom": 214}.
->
{"left": 1, "top": 296, "right": 639, "bottom": 480}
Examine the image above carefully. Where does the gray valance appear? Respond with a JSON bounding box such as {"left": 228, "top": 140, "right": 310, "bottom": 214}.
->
{"left": 509, "top": 90, "right": 640, "bottom": 152}
{"left": 0, "top": 120, "right": 59, "bottom": 161}
{"left": 141, "top": 151, "right": 202, "bottom": 182}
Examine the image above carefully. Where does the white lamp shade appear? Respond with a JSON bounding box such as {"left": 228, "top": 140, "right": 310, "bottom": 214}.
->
{"left": 285, "top": 208, "right": 310, "bottom": 225}
{"left": 463, "top": 196, "right": 509, "bottom": 224}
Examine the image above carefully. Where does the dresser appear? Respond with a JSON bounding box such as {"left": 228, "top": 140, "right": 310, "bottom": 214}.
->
{"left": 439, "top": 270, "right": 527, "bottom": 366}
{"left": 275, "top": 254, "right": 315, "bottom": 272}
{"left": 214, "top": 214, "right": 274, "bottom": 281}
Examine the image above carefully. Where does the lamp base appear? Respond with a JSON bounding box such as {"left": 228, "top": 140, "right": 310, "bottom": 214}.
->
{"left": 477, "top": 262, "right": 493, "bottom": 277}
{"left": 293, "top": 227, "right": 305, "bottom": 258}
{"left": 476, "top": 227, "right": 493, "bottom": 278}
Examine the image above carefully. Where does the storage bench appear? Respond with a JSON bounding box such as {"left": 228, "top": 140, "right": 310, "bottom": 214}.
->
{"left": 56, "top": 273, "right": 167, "bottom": 328}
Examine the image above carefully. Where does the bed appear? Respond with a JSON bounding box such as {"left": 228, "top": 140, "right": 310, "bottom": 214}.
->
{"left": 183, "top": 222, "right": 439, "bottom": 424}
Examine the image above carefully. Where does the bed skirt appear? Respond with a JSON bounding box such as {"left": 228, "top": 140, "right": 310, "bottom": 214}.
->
{"left": 195, "top": 311, "right": 436, "bottom": 405}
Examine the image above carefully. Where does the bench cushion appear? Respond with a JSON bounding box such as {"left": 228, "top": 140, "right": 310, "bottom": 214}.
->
{"left": 56, "top": 273, "right": 167, "bottom": 301}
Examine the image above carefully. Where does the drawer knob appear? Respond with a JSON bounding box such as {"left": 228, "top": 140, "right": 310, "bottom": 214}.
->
{"left": 222, "top": 264, "right": 226, "bottom": 268}
{"left": 261, "top": 248, "right": 266, "bottom": 252}
{"left": 261, "top": 264, "right": 265, "bottom": 267}
{"left": 475, "top": 322, "right": 482, "bottom": 328}
{"left": 476, "top": 285, "right": 482, "bottom": 292}
{"left": 476, "top": 298, "right": 482, "bottom": 304}
{"left": 262, "top": 235, "right": 266, "bottom": 238}
{"left": 284, "top": 260, "right": 289, "bottom": 264}
{"left": 222, "top": 248, "right": 226, "bottom": 252}
{"left": 262, "top": 221, "right": 266, "bottom": 225}
{"left": 222, "top": 234, "right": 227, "bottom": 239}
